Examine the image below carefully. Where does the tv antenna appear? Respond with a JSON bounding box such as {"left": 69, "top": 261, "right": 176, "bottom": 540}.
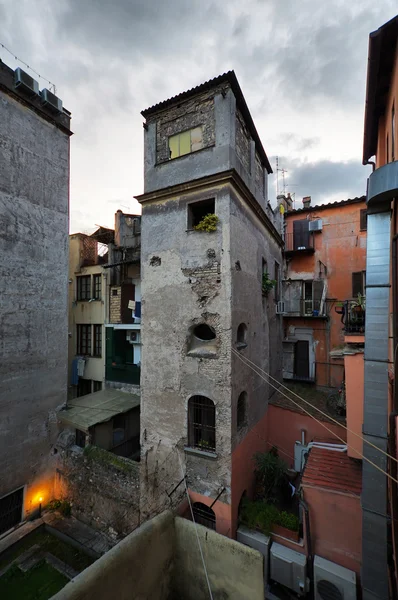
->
{"left": 276, "top": 156, "right": 288, "bottom": 195}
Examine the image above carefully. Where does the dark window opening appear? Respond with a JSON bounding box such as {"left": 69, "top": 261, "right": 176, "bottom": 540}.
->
{"left": 188, "top": 395, "right": 216, "bottom": 451}
{"left": 113, "top": 414, "right": 126, "bottom": 447}
{"left": 93, "top": 325, "right": 102, "bottom": 357}
{"left": 93, "top": 380, "right": 102, "bottom": 392}
{"left": 188, "top": 199, "right": 215, "bottom": 230}
{"left": 295, "top": 340, "right": 310, "bottom": 379}
{"left": 192, "top": 502, "right": 216, "bottom": 530}
{"left": 0, "top": 487, "right": 24, "bottom": 535}
{"left": 77, "top": 378, "right": 92, "bottom": 397}
{"left": 77, "top": 275, "right": 91, "bottom": 301}
{"left": 77, "top": 324, "right": 91, "bottom": 355}
{"left": 293, "top": 219, "right": 310, "bottom": 250}
{"left": 93, "top": 274, "right": 101, "bottom": 299}
{"left": 237, "top": 392, "right": 247, "bottom": 429}
{"left": 112, "top": 288, "right": 118, "bottom": 296}
{"left": 237, "top": 323, "right": 247, "bottom": 347}
{"left": 75, "top": 429, "right": 86, "bottom": 448}
{"left": 352, "top": 271, "right": 366, "bottom": 297}
{"left": 274, "top": 262, "right": 280, "bottom": 301}
{"left": 360, "top": 209, "right": 367, "bottom": 231}
{"left": 193, "top": 324, "right": 216, "bottom": 341}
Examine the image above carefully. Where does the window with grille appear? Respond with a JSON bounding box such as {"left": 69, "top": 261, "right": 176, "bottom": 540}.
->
{"left": 192, "top": 502, "right": 216, "bottom": 530}
{"left": 237, "top": 392, "right": 247, "bottom": 429}
{"left": 93, "top": 274, "right": 101, "bottom": 299}
{"left": 169, "top": 126, "right": 203, "bottom": 159}
{"left": 360, "top": 209, "right": 367, "bottom": 231}
{"left": 77, "top": 324, "right": 91, "bottom": 355}
{"left": 77, "top": 275, "right": 91, "bottom": 301}
{"left": 93, "top": 325, "right": 102, "bottom": 357}
{"left": 188, "top": 395, "right": 216, "bottom": 451}
{"left": 0, "top": 487, "right": 24, "bottom": 535}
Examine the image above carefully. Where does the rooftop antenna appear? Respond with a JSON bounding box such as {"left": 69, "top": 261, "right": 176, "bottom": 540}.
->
{"left": 276, "top": 156, "right": 288, "bottom": 195}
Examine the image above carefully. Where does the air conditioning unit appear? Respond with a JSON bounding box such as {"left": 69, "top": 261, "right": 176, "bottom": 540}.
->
{"left": 127, "top": 331, "right": 140, "bottom": 344}
{"left": 276, "top": 301, "right": 285, "bottom": 314}
{"left": 309, "top": 219, "right": 323, "bottom": 232}
{"left": 270, "top": 543, "right": 309, "bottom": 596}
{"left": 14, "top": 67, "right": 39, "bottom": 96}
{"left": 314, "top": 556, "right": 356, "bottom": 600}
{"left": 40, "top": 88, "right": 63, "bottom": 113}
{"left": 237, "top": 526, "right": 271, "bottom": 584}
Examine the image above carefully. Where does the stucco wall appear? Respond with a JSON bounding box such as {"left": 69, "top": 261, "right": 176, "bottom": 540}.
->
{"left": 345, "top": 350, "right": 364, "bottom": 459}
{"left": 51, "top": 510, "right": 175, "bottom": 600}
{"left": 172, "top": 516, "right": 264, "bottom": 600}
{"left": 0, "top": 87, "right": 70, "bottom": 513}
{"left": 303, "top": 486, "right": 362, "bottom": 576}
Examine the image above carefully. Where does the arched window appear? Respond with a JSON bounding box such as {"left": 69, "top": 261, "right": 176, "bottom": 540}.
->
{"left": 192, "top": 502, "right": 216, "bottom": 530}
{"left": 237, "top": 392, "right": 247, "bottom": 429}
{"left": 188, "top": 395, "right": 216, "bottom": 451}
{"left": 237, "top": 323, "right": 247, "bottom": 349}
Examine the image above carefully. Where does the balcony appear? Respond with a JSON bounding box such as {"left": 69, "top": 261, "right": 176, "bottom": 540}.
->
{"left": 284, "top": 232, "right": 315, "bottom": 256}
{"left": 367, "top": 160, "right": 398, "bottom": 207}
{"left": 335, "top": 300, "right": 365, "bottom": 334}
{"left": 105, "top": 363, "right": 140, "bottom": 385}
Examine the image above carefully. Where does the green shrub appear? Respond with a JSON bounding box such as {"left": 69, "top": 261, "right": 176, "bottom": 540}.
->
{"left": 47, "top": 498, "right": 71, "bottom": 517}
{"left": 254, "top": 448, "right": 288, "bottom": 503}
{"left": 193, "top": 214, "right": 218, "bottom": 232}
{"left": 47, "top": 499, "right": 62, "bottom": 511}
{"left": 275, "top": 510, "right": 299, "bottom": 532}
{"left": 262, "top": 273, "right": 277, "bottom": 295}
{"left": 240, "top": 499, "right": 299, "bottom": 535}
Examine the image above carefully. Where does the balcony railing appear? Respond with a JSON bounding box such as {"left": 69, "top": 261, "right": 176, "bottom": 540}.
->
{"left": 284, "top": 232, "right": 315, "bottom": 254}
{"left": 105, "top": 363, "right": 140, "bottom": 385}
{"left": 336, "top": 300, "right": 365, "bottom": 334}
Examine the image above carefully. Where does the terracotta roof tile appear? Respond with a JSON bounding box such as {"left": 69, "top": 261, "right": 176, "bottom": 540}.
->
{"left": 302, "top": 447, "right": 362, "bottom": 496}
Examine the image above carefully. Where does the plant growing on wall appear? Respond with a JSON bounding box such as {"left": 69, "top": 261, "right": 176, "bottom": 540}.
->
{"left": 193, "top": 214, "right": 219, "bottom": 232}
{"left": 262, "top": 273, "right": 277, "bottom": 296}
{"left": 240, "top": 499, "right": 299, "bottom": 535}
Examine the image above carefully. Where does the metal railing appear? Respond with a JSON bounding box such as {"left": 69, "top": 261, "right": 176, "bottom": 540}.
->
{"left": 336, "top": 300, "right": 365, "bottom": 334}
{"left": 284, "top": 232, "right": 314, "bottom": 252}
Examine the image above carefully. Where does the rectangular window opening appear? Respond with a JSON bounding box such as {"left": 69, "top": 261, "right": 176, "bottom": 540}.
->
{"left": 77, "top": 378, "right": 92, "bottom": 398}
{"left": 352, "top": 271, "right": 366, "bottom": 298}
{"left": 76, "top": 275, "right": 91, "bottom": 301}
{"left": 93, "top": 380, "right": 102, "bottom": 393}
{"left": 0, "top": 487, "right": 24, "bottom": 535}
{"left": 187, "top": 198, "right": 215, "bottom": 230}
{"left": 169, "top": 126, "right": 203, "bottom": 160}
{"left": 360, "top": 209, "right": 367, "bottom": 231}
{"left": 75, "top": 429, "right": 86, "bottom": 448}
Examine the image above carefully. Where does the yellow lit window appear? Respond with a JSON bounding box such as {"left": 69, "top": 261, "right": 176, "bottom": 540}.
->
{"left": 168, "top": 127, "right": 203, "bottom": 159}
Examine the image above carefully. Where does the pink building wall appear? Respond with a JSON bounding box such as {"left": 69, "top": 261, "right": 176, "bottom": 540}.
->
{"left": 344, "top": 349, "right": 364, "bottom": 459}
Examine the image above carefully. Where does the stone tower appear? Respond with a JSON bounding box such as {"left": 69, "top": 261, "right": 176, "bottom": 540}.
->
{"left": 137, "top": 72, "right": 283, "bottom": 536}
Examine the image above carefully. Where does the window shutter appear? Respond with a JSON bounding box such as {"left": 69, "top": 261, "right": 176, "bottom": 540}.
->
{"left": 360, "top": 209, "right": 367, "bottom": 231}
{"left": 293, "top": 220, "right": 309, "bottom": 249}
{"left": 313, "top": 280, "right": 324, "bottom": 311}
{"left": 352, "top": 272, "right": 363, "bottom": 297}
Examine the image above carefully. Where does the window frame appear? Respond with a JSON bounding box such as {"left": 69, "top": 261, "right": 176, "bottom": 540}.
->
{"left": 77, "top": 324, "right": 92, "bottom": 356}
{"left": 187, "top": 198, "right": 216, "bottom": 230}
{"left": 93, "top": 325, "right": 102, "bottom": 358}
{"left": 76, "top": 275, "right": 91, "bottom": 301}
{"left": 168, "top": 126, "right": 203, "bottom": 160}
{"left": 360, "top": 209, "right": 367, "bottom": 231}
{"left": 192, "top": 502, "right": 216, "bottom": 530}
{"left": 188, "top": 395, "right": 216, "bottom": 452}
{"left": 352, "top": 271, "right": 366, "bottom": 298}
{"left": 92, "top": 274, "right": 102, "bottom": 300}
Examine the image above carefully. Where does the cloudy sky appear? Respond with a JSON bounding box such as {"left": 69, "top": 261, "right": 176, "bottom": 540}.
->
{"left": 1, "top": 1, "right": 396, "bottom": 232}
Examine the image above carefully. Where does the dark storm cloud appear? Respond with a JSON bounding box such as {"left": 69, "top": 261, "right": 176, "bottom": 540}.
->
{"left": 273, "top": 156, "right": 370, "bottom": 204}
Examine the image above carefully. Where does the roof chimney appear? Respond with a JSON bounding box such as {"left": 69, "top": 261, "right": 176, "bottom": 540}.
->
{"left": 303, "top": 196, "right": 311, "bottom": 209}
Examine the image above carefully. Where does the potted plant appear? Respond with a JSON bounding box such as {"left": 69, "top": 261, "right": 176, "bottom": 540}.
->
{"left": 262, "top": 273, "right": 277, "bottom": 296}
{"left": 194, "top": 214, "right": 219, "bottom": 232}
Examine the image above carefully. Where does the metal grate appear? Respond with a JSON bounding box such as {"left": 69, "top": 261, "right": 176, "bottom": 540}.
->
{"left": 192, "top": 502, "right": 216, "bottom": 530}
{"left": 317, "top": 580, "right": 343, "bottom": 600}
{"left": 188, "top": 395, "right": 216, "bottom": 451}
{"left": 0, "top": 487, "right": 24, "bottom": 535}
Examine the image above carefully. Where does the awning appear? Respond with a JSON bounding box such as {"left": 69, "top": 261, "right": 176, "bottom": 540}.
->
{"left": 59, "top": 389, "right": 140, "bottom": 432}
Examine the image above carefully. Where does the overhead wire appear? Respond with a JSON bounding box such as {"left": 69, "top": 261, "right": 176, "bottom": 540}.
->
{"left": 232, "top": 349, "right": 398, "bottom": 485}
{"left": 0, "top": 41, "right": 56, "bottom": 93}
{"left": 232, "top": 347, "right": 398, "bottom": 465}
{"left": 177, "top": 449, "right": 214, "bottom": 600}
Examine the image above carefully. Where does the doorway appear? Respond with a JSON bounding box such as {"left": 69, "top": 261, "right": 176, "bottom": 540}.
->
{"left": 0, "top": 487, "right": 24, "bottom": 535}
{"left": 295, "top": 340, "right": 310, "bottom": 379}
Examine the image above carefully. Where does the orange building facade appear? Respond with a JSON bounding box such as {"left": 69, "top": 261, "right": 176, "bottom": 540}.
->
{"left": 282, "top": 196, "right": 367, "bottom": 390}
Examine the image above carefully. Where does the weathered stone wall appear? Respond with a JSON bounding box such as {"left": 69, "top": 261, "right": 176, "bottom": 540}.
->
{"left": 55, "top": 445, "right": 140, "bottom": 539}
{"left": 235, "top": 108, "right": 251, "bottom": 174}
{"left": 0, "top": 84, "right": 70, "bottom": 512}
{"left": 152, "top": 88, "right": 222, "bottom": 164}
{"left": 109, "top": 286, "right": 121, "bottom": 323}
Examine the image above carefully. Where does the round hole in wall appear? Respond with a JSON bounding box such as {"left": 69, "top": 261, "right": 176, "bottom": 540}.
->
{"left": 193, "top": 324, "right": 216, "bottom": 341}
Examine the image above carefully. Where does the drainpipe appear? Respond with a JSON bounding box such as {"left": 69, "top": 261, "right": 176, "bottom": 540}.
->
{"left": 298, "top": 496, "right": 312, "bottom": 597}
